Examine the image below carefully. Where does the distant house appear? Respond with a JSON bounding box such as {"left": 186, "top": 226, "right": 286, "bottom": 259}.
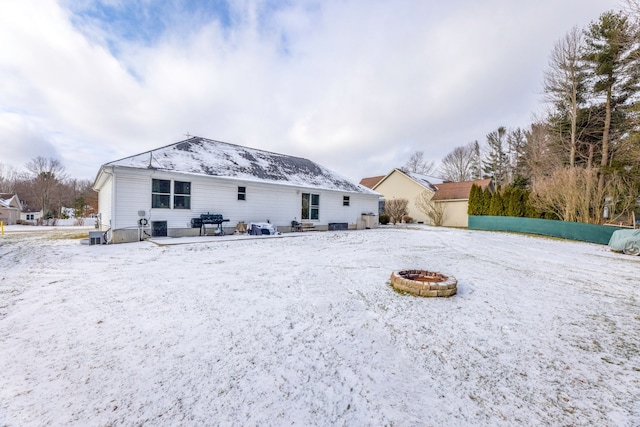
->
{"left": 20, "top": 208, "right": 43, "bottom": 224}
{"left": 92, "top": 136, "right": 381, "bottom": 243}
{"left": 0, "top": 194, "right": 22, "bottom": 225}
{"left": 369, "top": 168, "right": 442, "bottom": 222}
{"left": 431, "top": 179, "right": 493, "bottom": 227}
{"left": 359, "top": 175, "right": 386, "bottom": 213}
{"left": 359, "top": 175, "right": 385, "bottom": 190}
{"left": 365, "top": 168, "right": 493, "bottom": 227}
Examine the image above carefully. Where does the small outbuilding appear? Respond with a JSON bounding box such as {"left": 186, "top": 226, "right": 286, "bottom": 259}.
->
{"left": 92, "top": 136, "right": 380, "bottom": 243}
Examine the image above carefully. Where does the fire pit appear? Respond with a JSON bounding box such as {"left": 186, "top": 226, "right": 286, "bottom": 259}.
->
{"left": 390, "top": 269, "right": 457, "bottom": 297}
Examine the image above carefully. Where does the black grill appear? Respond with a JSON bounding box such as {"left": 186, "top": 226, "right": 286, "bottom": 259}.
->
{"left": 200, "top": 213, "right": 227, "bottom": 225}
{"left": 192, "top": 213, "right": 229, "bottom": 236}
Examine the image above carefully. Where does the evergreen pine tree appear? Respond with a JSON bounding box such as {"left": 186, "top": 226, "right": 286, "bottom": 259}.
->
{"left": 483, "top": 127, "right": 510, "bottom": 187}
{"left": 468, "top": 184, "right": 480, "bottom": 215}
{"left": 482, "top": 187, "right": 492, "bottom": 215}
{"left": 489, "top": 189, "right": 504, "bottom": 216}
{"left": 507, "top": 188, "right": 525, "bottom": 217}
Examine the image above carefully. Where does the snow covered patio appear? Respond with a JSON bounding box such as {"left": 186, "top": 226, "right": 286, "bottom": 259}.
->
{"left": 1, "top": 226, "right": 638, "bottom": 425}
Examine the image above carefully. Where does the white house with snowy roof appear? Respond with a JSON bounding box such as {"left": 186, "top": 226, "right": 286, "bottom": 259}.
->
{"left": 92, "top": 137, "right": 380, "bottom": 243}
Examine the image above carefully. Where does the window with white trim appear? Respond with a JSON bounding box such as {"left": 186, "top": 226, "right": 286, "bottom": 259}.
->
{"left": 173, "top": 181, "right": 191, "bottom": 209}
{"left": 238, "top": 186, "right": 246, "bottom": 201}
{"left": 152, "top": 179, "right": 171, "bottom": 209}
{"left": 152, "top": 179, "right": 191, "bottom": 209}
{"left": 343, "top": 196, "right": 350, "bottom": 206}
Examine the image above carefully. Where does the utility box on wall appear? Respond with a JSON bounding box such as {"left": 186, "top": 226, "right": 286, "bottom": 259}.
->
{"left": 89, "top": 231, "right": 104, "bottom": 245}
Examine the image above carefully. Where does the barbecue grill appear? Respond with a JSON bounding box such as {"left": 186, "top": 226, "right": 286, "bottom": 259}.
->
{"left": 192, "top": 213, "right": 229, "bottom": 235}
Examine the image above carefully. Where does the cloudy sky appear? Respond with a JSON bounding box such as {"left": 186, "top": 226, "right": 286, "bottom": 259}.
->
{"left": 0, "top": 0, "right": 621, "bottom": 182}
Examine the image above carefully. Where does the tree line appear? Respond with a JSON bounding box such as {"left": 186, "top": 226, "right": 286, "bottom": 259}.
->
{"left": 405, "top": 3, "right": 640, "bottom": 225}
{"left": 0, "top": 157, "right": 97, "bottom": 220}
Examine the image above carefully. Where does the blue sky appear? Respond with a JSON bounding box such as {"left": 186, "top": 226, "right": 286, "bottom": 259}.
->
{"left": 0, "top": 0, "right": 622, "bottom": 182}
{"left": 69, "top": 1, "right": 234, "bottom": 46}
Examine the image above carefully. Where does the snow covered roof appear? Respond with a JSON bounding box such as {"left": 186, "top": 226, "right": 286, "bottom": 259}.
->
{"left": 373, "top": 168, "right": 442, "bottom": 192}
{"left": 103, "top": 137, "right": 377, "bottom": 195}
{"left": 0, "top": 194, "right": 21, "bottom": 210}
{"left": 403, "top": 171, "right": 443, "bottom": 191}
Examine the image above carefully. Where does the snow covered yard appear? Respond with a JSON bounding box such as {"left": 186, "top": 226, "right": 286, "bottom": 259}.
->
{"left": 0, "top": 226, "right": 638, "bottom": 426}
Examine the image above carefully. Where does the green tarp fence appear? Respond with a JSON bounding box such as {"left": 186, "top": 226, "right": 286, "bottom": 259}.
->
{"left": 468, "top": 215, "right": 626, "bottom": 245}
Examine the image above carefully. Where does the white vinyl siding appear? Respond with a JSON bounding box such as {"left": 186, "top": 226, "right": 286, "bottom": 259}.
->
{"left": 97, "top": 175, "right": 113, "bottom": 230}
{"left": 103, "top": 167, "right": 379, "bottom": 237}
{"left": 114, "top": 173, "right": 150, "bottom": 229}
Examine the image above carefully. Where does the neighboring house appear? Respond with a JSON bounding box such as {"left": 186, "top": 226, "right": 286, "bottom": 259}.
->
{"left": 359, "top": 175, "right": 386, "bottom": 213}
{"left": 20, "top": 209, "right": 44, "bottom": 223}
{"left": 366, "top": 168, "right": 493, "bottom": 227}
{"left": 369, "top": 168, "right": 443, "bottom": 223}
{"left": 92, "top": 136, "right": 381, "bottom": 243}
{"left": 359, "top": 175, "right": 385, "bottom": 190}
{"left": 431, "top": 179, "right": 493, "bottom": 227}
{"left": 0, "top": 194, "right": 23, "bottom": 225}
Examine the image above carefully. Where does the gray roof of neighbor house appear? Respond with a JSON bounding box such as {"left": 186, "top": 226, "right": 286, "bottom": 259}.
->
{"left": 102, "top": 137, "right": 378, "bottom": 195}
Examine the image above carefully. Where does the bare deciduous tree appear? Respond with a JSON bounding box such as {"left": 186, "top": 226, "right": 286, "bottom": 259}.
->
{"left": 0, "top": 163, "right": 19, "bottom": 193}
{"left": 402, "top": 151, "right": 435, "bottom": 176}
{"left": 438, "top": 143, "right": 476, "bottom": 182}
{"left": 605, "top": 171, "right": 640, "bottom": 224}
{"left": 385, "top": 198, "right": 409, "bottom": 225}
{"left": 529, "top": 167, "right": 605, "bottom": 223}
{"left": 25, "top": 156, "right": 67, "bottom": 217}
{"left": 544, "top": 27, "right": 587, "bottom": 167}
{"left": 523, "top": 121, "right": 564, "bottom": 186}
{"left": 415, "top": 190, "right": 446, "bottom": 226}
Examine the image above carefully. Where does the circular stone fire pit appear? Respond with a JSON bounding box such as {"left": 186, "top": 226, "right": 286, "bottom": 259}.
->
{"left": 390, "top": 270, "right": 457, "bottom": 297}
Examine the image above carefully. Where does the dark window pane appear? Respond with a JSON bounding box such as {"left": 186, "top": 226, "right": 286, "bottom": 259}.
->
{"left": 301, "top": 193, "right": 310, "bottom": 219}
{"left": 173, "top": 195, "right": 191, "bottom": 209}
{"left": 238, "top": 193, "right": 246, "bottom": 201}
{"left": 174, "top": 181, "right": 191, "bottom": 195}
{"left": 311, "top": 208, "right": 319, "bottom": 220}
{"left": 152, "top": 194, "right": 170, "bottom": 208}
{"left": 311, "top": 194, "right": 320, "bottom": 206}
{"left": 152, "top": 179, "right": 170, "bottom": 194}
{"left": 343, "top": 196, "right": 350, "bottom": 206}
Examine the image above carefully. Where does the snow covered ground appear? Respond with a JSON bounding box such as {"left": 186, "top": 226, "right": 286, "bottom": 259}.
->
{"left": 0, "top": 225, "right": 638, "bottom": 426}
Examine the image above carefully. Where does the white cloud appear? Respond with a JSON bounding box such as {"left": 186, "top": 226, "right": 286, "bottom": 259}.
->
{"left": 0, "top": 0, "right": 620, "bottom": 181}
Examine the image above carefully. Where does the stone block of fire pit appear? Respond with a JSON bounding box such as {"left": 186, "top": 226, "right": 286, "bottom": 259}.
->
{"left": 390, "top": 270, "right": 457, "bottom": 297}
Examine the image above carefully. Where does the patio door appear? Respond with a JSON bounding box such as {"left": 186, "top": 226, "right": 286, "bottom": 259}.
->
{"left": 301, "top": 193, "right": 319, "bottom": 220}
